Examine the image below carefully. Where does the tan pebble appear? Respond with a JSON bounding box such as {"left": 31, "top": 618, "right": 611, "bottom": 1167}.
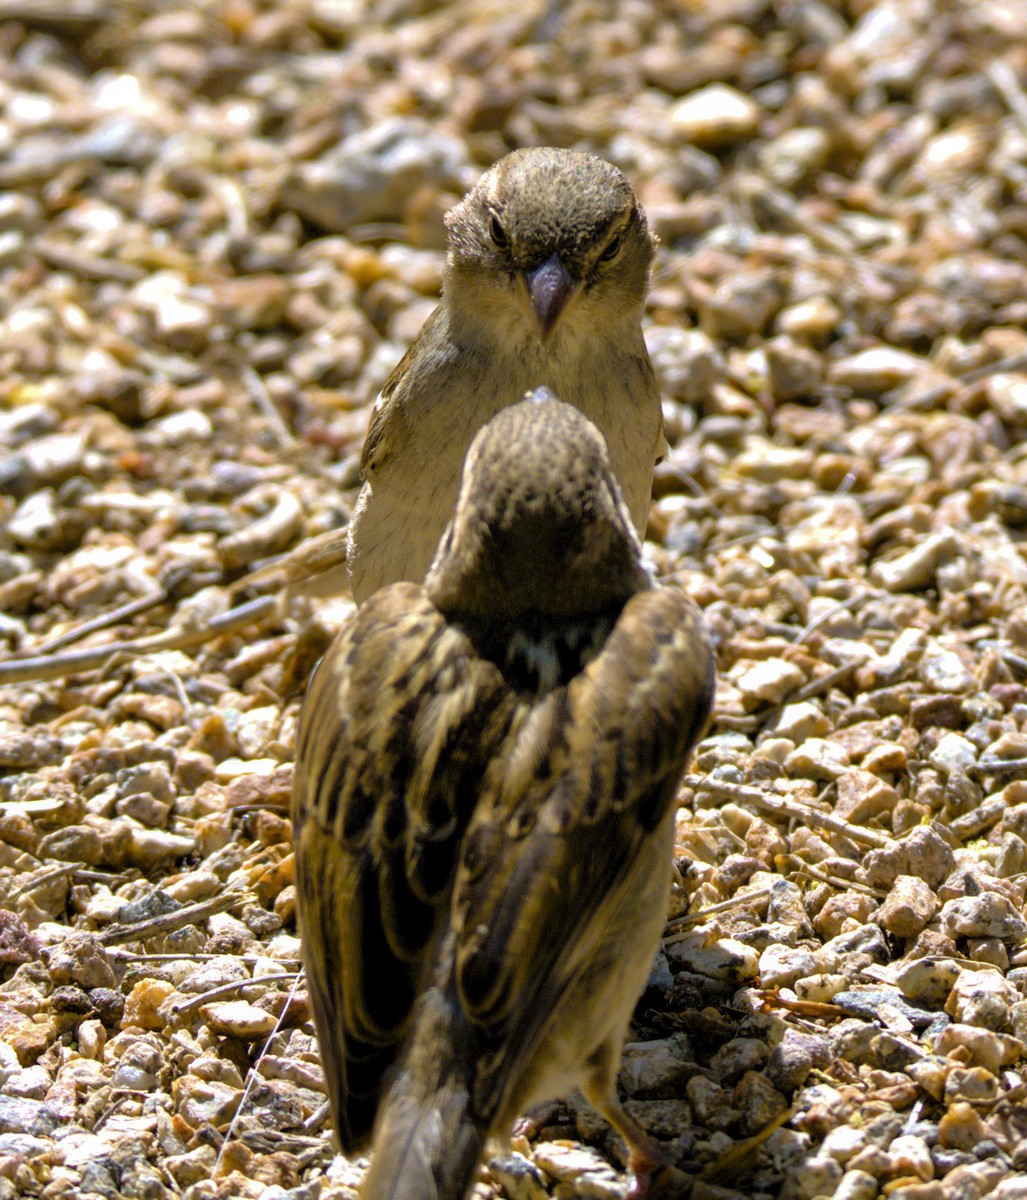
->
{"left": 790, "top": 1155, "right": 843, "bottom": 1198}
{"left": 875, "top": 875, "right": 939, "bottom": 939}
{"left": 967, "top": 937, "right": 1009, "bottom": 970}
{"left": 619, "top": 1038, "right": 692, "bottom": 1100}
{"left": 123, "top": 979, "right": 176, "bottom": 1031}
{"left": 765, "top": 337, "right": 824, "bottom": 402}
{"left": 127, "top": 828, "right": 196, "bottom": 868}
{"left": 110, "top": 1039, "right": 161, "bottom": 1090}
{"left": 772, "top": 700, "right": 830, "bottom": 742}
{"left": 686, "top": 1075, "right": 738, "bottom": 1130}
{"left": 987, "top": 373, "right": 1027, "bottom": 425}
{"left": 919, "top": 651, "right": 976, "bottom": 696}
{"left": 944, "top": 1064, "right": 1000, "bottom": 1104}
{"left": 835, "top": 1169, "right": 879, "bottom": 1200}
{"left": 76, "top": 1018, "right": 106, "bottom": 1060}
{"left": 988, "top": 731, "right": 1027, "bottom": 759}
{"left": 8, "top": 1019, "right": 55, "bottom": 1067}
{"left": 887, "top": 1134, "right": 934, "bottom": 1181}
{"left": 785, "top": 737, "right": 851, "bottom": 781}
{"left": 937, "top": 1100, "right": 987, "bottom": 1150}
{"left": 884, "top": 1182, "right": 944, "bottom": 1200}
{"left": 719, "top": 803, "right": 755, "bottom": 838}
{"left": 745, "top": 816, "right": 790, "bottom": 860}
{"left": 214, "top": 756, "right": 280, "bottom": 782}
{"left": 941, "top": 894, "right": 1027, "bottom": 942}
{"left": 861, "top": 826, "right": 955, "bottom": 891}
{"left": 670, "top": 84, "right": 760, "bottom": 146}
{"left": 906, "top": 1057, "right": 948, "bottom": 1102}
{"left": 251, "top": 853, "right": 295, "bottom": 905}
{"left": 733, "top": 444, "right": 814, "bottom": 483}
{"left": 664, "top": 935, "right": 758, "bottom": 985}
{"left": 820, "top": 1124, "right": 868, "bottom": 1163}
{"left": 734, "top": 658, "right": 805, "bottom": 706}
{"left": 863, "top": 741, "right": 908, "bottom": 775}
{"left": 995, "top": 831, "right": 1027, "bottom": 879}
{"left": 776, "top": 295, "right": 841, "bottom": 341}
{"left": 813, "top": 453, "right": 871, "bottom": 492}
{"left": 795, "top": 973, "right": 849, "bottom": 1002}
{"left": 759, "top": 943, "right": 817, "bottom": 988}
{"left": 530, "top": 1140, "right": 620, "bottom": 1182}
{"left": 257, "top": 1054, "right": 325, "bottom": 1092}
{"left": 835, "top": 769, "right": 900, "bottom": 823}
{"left": 190, "top": 1053, "right": 244, "bottom": 1087}
{"left": 895, "top": 958, "right": 961, "bottom": 1009}
{"left": 200, "top": 1001, "right": 278, "bottom": 1039}
{"left": 194, "top": 810, "right": 233, "bottom": 855}
{"left": 791, "top": 830, "right": 839, "bottom": 868}
{"left": 828, "top": 346, "right": 927, "bottom": 393}
{"left": 1004, "top": 780, "right": 1027, "bottom": 805}
{"left": 732, "top": 1069, "right": 788, "bottom": 1135}
{"left": 223, "top": 765, "right": 294, "bottom": 806}
{"left": 273, "top": 884, "right": 297, "bottom": 923}
{"left": 870, "top": 531, "right": 961, "bottom": 594}
{"left": 752, "top": 736, "right": 795, "bottom": 765}
{"left": 179, "top": 956, "right": 249, "bottom": 994}
{"left": 848, "top": 1145, "right": 891, "bottom": 1177}
{"left": 42, "top": 932, "right": 117, "bottom": 990}
{"left": 164, "top": 1146, "right": 219, "bottom": 1189}
{"left": 162, "top": 870, "right": 222, "bottom": 904}
{"left": 934, "top": 1023, "right": 1022, "bottom": 1074}
{"left": 172, "top": 1073, "right": 243, "bottom": 1129}
{"left": 815, "top": 892, "right": 876, "bottom": 939}
{"left": 946, "top": 966, "right": 1019, "bottom": 1028}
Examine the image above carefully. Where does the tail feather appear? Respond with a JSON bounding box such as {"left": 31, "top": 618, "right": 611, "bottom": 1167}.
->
{"left": 360, "top": 1085, "right": 483, "bottom": 1200}
{"left": 360, "top": 991, "right": 485, "bottom": 1200}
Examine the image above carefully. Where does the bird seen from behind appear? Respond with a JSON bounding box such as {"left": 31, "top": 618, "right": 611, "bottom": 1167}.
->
{"left": 294, "top": 390, "right": 714, "bottom": 1200}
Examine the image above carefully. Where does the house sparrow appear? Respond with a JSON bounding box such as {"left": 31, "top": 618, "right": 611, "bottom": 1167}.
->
{"left": 345, "top": 146, "right": 667, "bottom": 603}
{"left": 293, "top": 391, "right": 714, "bottom": 1200}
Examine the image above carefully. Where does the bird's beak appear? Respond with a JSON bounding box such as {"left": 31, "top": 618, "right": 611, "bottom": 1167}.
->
{"left": 523, "top": 254, "right": 581, "bottom": 340}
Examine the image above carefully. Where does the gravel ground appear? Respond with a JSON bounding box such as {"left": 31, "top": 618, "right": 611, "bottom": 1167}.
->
{"left": 0, "top": 2, "right": 1026, "bottom": 1199}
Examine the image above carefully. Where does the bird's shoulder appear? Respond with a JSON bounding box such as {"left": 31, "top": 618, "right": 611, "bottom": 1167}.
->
{"left": 294, "top": 584, "right": 514, "bottom": 858}
{"left": 359, "top": 303, "right": 468, "bottom": 478}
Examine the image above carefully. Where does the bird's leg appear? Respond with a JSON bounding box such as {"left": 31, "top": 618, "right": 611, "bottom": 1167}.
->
{"left": 589, "top": 1090, "right": 674, "bottom": 1199}
{"left": 583, "top": 1047, "right": 690, "bottom": 1200}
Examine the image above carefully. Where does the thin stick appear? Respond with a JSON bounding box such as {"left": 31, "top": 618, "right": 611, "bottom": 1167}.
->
{"left": 688, "top": 775, "right": 892, "bottom": 849}
{"left": 662, "top": 885, "right": 776, "bottom": 944}
{"left": 8, "top": 864, "right": 133, "bottom": 901}
{"left": 240, "top": 364, "right": 294, "bottom": 450}
{"left": 34, "top": 239, "right": 146, "bottom": 283}
{"left": 110, "top": 950, "right": 301, "bottom": 965}
{"left": 0, "top": 596, "right": 276, "bottom": 685}
{"left": 172, "top": 972, "right": 300, "bottom": 1015}
{"left": 21, "top": 590, "right": 169, "bottom": 657}
{"left": 213, "top": 970, "right": 306, "bottom": 1175}
{"left": 97, "top": 890, "right": 253, "bottom": 946}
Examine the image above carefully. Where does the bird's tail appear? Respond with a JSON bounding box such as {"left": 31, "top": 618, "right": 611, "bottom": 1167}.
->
{"left": 360, "top": 991, "right": 486, "bottom": 1200}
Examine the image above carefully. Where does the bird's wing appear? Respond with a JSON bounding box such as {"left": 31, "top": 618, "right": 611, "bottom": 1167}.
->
{"left": 292, "top": 583, "right": 513, "bottom": 1150}
{"left": 450, "top": 587, "right": 714, "bottom": 1120}
{"left": 359, "top": 305, "right": 449, "bottom": 477}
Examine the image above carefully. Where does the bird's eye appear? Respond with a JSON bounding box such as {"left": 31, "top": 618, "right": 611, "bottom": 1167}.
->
{"left": 599, "top": 234, "right": 622, "bottom": 262}
{"left": 489, "top": 215, "right": 508, "bottom": 248}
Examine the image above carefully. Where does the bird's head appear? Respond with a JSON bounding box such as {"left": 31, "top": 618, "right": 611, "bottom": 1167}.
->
{"left": 443, "top": 148, "right": 655, "bottom": 347}
{"left": 426, "top": 388, "right": 652, "bottom": 621}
